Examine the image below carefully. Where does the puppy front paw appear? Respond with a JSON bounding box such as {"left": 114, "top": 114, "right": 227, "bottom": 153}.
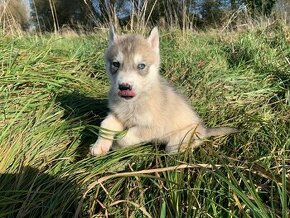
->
{"left": 90, "top": 139, "right": 112, "bottom": 156}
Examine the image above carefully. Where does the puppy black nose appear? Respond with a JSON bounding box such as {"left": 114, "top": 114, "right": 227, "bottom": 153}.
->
{"left": 118, "top": 83, "right": 132, "bottom": 91}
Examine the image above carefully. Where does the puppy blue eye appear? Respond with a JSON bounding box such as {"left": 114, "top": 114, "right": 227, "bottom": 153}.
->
{"left": 137, "top": 63, "right": 145, "bottom": 70}
{"left": 112, "top": 61, "right": 120, "bottom": 68}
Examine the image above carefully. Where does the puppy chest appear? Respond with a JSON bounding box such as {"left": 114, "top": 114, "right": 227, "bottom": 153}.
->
{"left": 115, "top": 108, "right": 154, "bottom": 128}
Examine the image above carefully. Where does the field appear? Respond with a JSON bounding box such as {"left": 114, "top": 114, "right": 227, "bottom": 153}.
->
{"left": 0, "top": 24, "right": 289, "bottom": 217}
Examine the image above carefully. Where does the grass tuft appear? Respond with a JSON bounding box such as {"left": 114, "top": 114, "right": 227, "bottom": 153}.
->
{"left": 0, "top": 25, "right": 289, "bottom": 217}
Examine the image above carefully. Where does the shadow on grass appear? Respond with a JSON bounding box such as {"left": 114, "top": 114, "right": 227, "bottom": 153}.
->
{"left": 55, "top": 91, "right": 109, "bottom": 160}
{"left": 0, "top": 166, "right": 79, "bottom": 217}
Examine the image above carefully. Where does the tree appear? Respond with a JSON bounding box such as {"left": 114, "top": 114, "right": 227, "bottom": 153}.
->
{"left": 200, "top": 0, "right": 225, "bottom": 27}
{"left": 33, "top": 0, "right": 93, "bottom": 31}
{"left": 244, "top": 0, "right": 276, "bottom": 16}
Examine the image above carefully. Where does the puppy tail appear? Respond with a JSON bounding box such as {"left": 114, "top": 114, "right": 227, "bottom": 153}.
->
{"left": 205, "top": 127, "right": 238, "bottom": 138}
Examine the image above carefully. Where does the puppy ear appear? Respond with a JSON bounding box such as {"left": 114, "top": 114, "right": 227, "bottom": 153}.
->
{"left": 147, "top": 26, "right": 159, "bottom": 53}
{"left": 109, "top": 25, "right": 117, "bottom": 44}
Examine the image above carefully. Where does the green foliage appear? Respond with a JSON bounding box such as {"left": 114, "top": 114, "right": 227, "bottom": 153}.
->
{"left": 245, "top": 0, "right": 276, "bottom": 16}
{"left": 0, "top": 25, "right": 289, "bottom": 217}
{"left": 33, "top": 0, "right": 93, "bottom": 31}
{"left": 200, "top": 0, "right": 227, "bottom": 27}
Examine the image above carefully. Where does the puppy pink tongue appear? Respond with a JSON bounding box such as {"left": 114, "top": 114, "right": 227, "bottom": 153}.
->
{"left": 118, "top": 90, "right": 136, "bottom": 97}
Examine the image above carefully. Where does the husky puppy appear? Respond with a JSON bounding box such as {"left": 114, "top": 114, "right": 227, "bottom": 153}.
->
{"left": 90, "top": 27, "right": 237, "bottom": 155}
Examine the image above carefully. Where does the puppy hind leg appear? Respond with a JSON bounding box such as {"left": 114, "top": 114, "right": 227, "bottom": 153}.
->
{"left": 117, "top": 127, "right": 153, "bottom": 148}
{"left": 165, "top": 131, "right": 190, "bottom": 154}
{"left": 90, "top": 113, "right": 124, "bottom": 156}
{"left": 165, "top": 128, "right": 203, "bottom": 154}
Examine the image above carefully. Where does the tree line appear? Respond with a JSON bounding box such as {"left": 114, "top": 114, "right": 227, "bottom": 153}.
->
{"left": 1, "top": 0, "right": 289, "bottom": 32}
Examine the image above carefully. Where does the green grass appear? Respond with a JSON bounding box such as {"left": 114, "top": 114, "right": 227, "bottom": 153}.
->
{"left": 0, "top": 24, "right": 289, "bottom": 217}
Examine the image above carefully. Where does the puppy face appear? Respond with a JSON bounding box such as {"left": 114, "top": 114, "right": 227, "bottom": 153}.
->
{"left": 105, "top": 27, "right": 160, "bottom": 100}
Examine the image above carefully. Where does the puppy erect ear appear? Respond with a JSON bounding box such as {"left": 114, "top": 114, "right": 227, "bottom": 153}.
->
{"left": 109, "top": 25, "right": 117, "bottom": 44}
{"left": 147, "top": 27, "right": 159, "bottom": 53}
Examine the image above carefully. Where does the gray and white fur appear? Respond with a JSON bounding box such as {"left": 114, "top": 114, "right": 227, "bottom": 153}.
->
{"left": 90, "top": 27, "right": 237, "bottom": 155}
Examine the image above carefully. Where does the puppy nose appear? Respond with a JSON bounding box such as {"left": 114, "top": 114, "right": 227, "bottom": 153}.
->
{"left": 118, "top": 83, "right": 132, "bottom": 91}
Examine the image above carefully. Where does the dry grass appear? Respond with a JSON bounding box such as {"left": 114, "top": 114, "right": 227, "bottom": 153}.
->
{"left": 0, "top": 0, "right": 28, "bottom": 35}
